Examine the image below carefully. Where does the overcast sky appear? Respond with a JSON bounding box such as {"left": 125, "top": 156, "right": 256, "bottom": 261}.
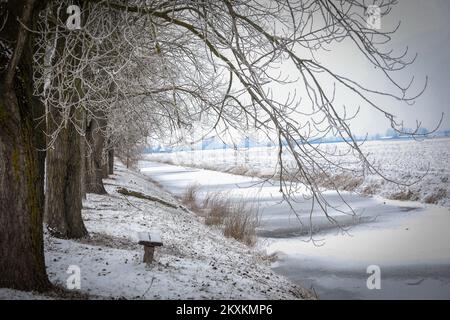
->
{"left": 169, "top": 1, "right": 450, "bottom": 144}
{"left": 340, "top": 0, "right": 450, "bottom": 135}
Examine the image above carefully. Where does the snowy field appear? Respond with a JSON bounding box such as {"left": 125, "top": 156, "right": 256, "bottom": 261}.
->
{"left": 145, "top": 137, "right": 450, "bottom": 207}
{"left": 0, "top": 162, "right": 311, "bottom": 300}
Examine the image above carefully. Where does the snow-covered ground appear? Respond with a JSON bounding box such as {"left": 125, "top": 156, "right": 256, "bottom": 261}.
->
{"left": 139, "top": 161, "right": 450, "bottom": 299}
{"left": 145, "top": 137, "right": 450, "bottom": 207}
{"left": 0, "top": 161, "right": 311, "bottom": 300}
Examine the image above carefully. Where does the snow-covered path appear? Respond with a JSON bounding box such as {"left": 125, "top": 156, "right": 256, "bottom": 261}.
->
{"left": 140, "top": 161, "right": 450, "bottom": 299}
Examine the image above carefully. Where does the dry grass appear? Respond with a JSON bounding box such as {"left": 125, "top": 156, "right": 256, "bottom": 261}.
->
{"left": 390, "top": 189, "right": 420, "bottom": 201}
{"left": 304, "top": 172, "right": 364, "bottom": 192}
{"left": 257, "top": 251, "right": 279, "bottom": 263}
{"left": 226, "top": 165, "right": 250, "bottom": 176}
{"left": 160, "top": 158, "right": 174, "bottom": 165}
{"left": 361, "top": 182, "right": 380, "bottom": 196}
{"left": 202, "top": 192, "right": 229, "bottom": 226}
{"left": 182, "top": 186, "right": 260, "bottom": 246}
{"left": 181, "top": 183, "right": 200, "bottom": 211}
{"left": 222, "top": 199, "right": 260, "bottom": 246}
{"left": 424, "top": 188, "right": 447, "bottom": 204}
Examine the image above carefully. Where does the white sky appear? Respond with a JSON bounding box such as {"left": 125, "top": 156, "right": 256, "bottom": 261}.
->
{"left": 336, "top": 0, "right": 450, "bottom": 135}
{"left": 239, "top": 0, "right": 450, "bottom": 138}
{"left": 158, "top": 0, "right": 450, "bottom": 146}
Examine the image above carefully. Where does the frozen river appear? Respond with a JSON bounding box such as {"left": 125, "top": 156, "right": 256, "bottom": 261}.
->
{"left": 139, "top": 161, "right": 450, "bottom": 299}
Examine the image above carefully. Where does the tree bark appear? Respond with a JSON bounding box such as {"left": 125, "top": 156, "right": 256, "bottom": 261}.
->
{"left": 108, "top": 148, "right": 114, "bottom": 174}
{"left": 45, "top": 109, "right": 88, "bottom": 239}
{"left": 85, "top": 114, "right": 107, "bottom": 194}
{"left": 102, "top": 150, "right": 109, "bottom": 178}
{"left": 0, "top": 0, "right": 51, "bottom": 291}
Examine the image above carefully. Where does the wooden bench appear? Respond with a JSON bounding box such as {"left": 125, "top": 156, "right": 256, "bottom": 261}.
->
{"left": 137, "top": 231, "right": 163, "bottom": 264}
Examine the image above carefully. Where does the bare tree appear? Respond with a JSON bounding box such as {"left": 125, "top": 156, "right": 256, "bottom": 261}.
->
{"left": 92, "top": 0, "right": 440, "bottom": 235}
{"left": 0, "top": 0, "right": 51, "bottom": 291}
{"left": 37, "top": 1, "right": 88, "bottom": 238}
{"left": 34, "top": 1, "right": 144, "bottom": 236}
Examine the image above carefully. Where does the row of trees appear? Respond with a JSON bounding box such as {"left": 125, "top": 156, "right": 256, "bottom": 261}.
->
{"left": 0, "top": 0, "right": 435, "bottom": 291}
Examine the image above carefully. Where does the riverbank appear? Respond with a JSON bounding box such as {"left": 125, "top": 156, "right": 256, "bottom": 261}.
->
{"left": 0, "top": 161, "right": 311, "bottom": 300}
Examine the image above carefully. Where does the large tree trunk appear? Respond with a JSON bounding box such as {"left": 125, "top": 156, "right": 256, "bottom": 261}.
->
{"left": 85, "top": 114, "right": 107, "bottom": 194}
{"left": 0, "top": 0, "right": 51, "bottom": 291}
{"left": 44, "top": 3, "right": 87, "bottom": 239}
{"left": 45, "top": 109, "right": 88, "bottom": 239}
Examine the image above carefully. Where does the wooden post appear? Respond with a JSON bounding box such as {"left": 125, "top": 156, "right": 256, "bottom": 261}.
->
{"left": 143, "top": 245, "right": 155, "bottom": 264}
{"left": 138, "top": 231, "right": 162, "bottom": 264}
